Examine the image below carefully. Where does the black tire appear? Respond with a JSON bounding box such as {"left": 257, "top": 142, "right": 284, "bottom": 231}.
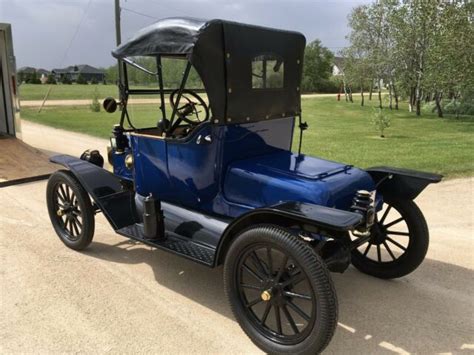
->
{"left": 46, "top": 170, "right": 95, "bottom": 250}
{"left": 351, "top": 197, "right": 429, "bottom": 279}
{"left": 224, "top": 225, "right": 338, "bottom": 355}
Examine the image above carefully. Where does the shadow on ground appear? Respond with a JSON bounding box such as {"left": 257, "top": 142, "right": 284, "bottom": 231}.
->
{"left": 83, "top": 239, "right": 473, "bottom": 354}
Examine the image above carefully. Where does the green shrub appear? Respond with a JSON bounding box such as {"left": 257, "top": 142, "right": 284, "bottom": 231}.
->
{"left": 26, "top": 72, "right": 41, "bottom": 84}
{"left": 371, "top": 108, "right": 390, "bottom": 137}
{"left": 90, "top": 88, "right": 101, "bottom": 112}
{"left": 76, "top": 73, "right": 88, "bottom": 85}
{"left": 46, "top": 74, "right": 57, "bottom": 85}
{"left": 62, "top": 76, "right": 72, "bottom": 85}
{"left": 444, "top": 99, "right": 474, "bottom": 116}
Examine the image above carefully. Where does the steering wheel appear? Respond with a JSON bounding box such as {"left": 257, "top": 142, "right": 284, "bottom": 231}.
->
{"left": 169, "top": 89, "right": 209, "bottom": 134}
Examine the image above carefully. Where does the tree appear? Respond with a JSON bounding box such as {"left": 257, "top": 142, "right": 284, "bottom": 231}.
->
{"left": 105, "top": 65, "right": 118, "bottom": 84}
{"left": 76, "top": 73, "right": 88, "bottom": 84}
{"left": 345, "top": 1, "right": 398, "bottom": 109}
{"left": 46, "top": 74, "right": 57, "bottom": 84}
{"left": 424, "top": 1, "right": 474, "bottom": 117}
{"left": 341, "top": 47, "right": 371, "bottom": 106}
{"left": 26, "top": 70, "right": 41, "bottom": 84}
{"left": 301, "top": 40, "right": 335, "bottom": 93}
{"left": 62, "top": 76, "right": 72, "bottom": 85}
{"left": 372, "top": 108, "right": 390, "bottom": 138}
{"left": 346, "top": 0, "right": 473, "bottom": 117}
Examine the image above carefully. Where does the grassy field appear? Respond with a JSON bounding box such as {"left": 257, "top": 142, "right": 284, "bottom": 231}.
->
{"left": 21, "top": 96, "right": 473, "bottom": 177}
{"left": 19, "top": 84, "right": 120, "bottom": 101}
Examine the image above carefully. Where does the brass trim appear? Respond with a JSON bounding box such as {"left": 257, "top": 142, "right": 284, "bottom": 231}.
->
{"left": 261, "top": 290, "right": 272, "bottom": 302}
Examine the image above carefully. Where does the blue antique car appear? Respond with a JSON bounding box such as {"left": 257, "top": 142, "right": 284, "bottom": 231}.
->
{"left": 46, "top": 18, "right": 442, "bottom": 354}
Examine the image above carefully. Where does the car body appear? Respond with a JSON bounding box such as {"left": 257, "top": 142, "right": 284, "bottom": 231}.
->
{"left": 46, "top": 18, "right": 442, "bottom": 353}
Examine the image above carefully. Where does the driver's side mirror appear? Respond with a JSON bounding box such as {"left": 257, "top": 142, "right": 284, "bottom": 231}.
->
{"left": 103, "top": 97, "right": 118, "bottom": 113}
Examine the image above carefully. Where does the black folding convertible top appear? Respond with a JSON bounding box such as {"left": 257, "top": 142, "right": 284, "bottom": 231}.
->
{"left": 112, "top": 17, "right": 306, "bottom": 124}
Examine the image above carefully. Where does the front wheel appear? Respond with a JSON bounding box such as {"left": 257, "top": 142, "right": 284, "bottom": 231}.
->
{"left": 224, "top": 225, "right": 338, "bottom": 354}
{"left": 46, "top": 170, "right": 95, "bottom": 250}
{"left": 351, "top": 197, "right": 429, "bottom": 279}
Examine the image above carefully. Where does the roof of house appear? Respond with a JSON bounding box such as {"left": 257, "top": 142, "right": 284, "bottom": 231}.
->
{"left": 332, "top": 56, "right": 345, "bottom": 69}
{"left": 18, "top": 67, "right": 50, "bottom": 74}
{"left": 18, "top": 66, "right": 36, "bottom": 73}
{"left": 52, "top": 64, "right": 105, "bottom": 74}
{"left": 37, "top": 68, "right": 50, "bottom": 75}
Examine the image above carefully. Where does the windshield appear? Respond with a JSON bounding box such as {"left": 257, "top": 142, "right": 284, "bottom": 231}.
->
{"left": 121, "top": 56, "right": 205, "bottom": 130}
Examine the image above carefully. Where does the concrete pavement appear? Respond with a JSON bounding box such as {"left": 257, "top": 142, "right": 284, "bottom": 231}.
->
{"left": 1, "top": 173, "right": 473, "bottom": 353}
{"left": 2, "top": 121, "right": 474, "bottom": 353}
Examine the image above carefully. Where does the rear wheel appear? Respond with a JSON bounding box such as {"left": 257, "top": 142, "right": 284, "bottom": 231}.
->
{"left": 46, "top": 170, "right": 95, "bottom": 250}
{"left": 224, "top": 225, "right": 338, "bottom": 354}
{"left": 351, "top": 197, "right": 429, "bottom": 279}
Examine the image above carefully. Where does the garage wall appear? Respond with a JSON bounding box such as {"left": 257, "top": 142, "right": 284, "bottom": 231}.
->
{"left": 0, "top": 23, "right": 20, "bottom": 137}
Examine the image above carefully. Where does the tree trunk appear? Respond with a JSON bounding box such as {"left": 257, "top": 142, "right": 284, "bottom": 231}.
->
{"left": 378, "top": 79, "right": 382, "bottom": 109}
{"left": 435, "top": 91, "right": 443, "bottom": 118}
{"left": 409, "top": 86, "right": 415, "bottom": 112}
{"left": 349, "top": 86, "right": 353, "bottom": 103}
{"left": 369, "top": 82, "right": 373, "bottom": 100}
{"left": 388, "top": 83, "right": 393, "bottom": 110}
{"left": 415, "top": 53, "right": 423, "bottom": 116}
{"left": 360, "top": 86, "right": 364, "bottom": 106}
{"left": 343, "top": 80, "right": 349, "bottom": 102}
{"left": 454, "top": 93, "right": 459, "bottom": 119}
{"left": 415, "top": 85, "right": 422, "bottom": 116}
{"left": 393, "top": 83, "right": 399, "bottom": 110}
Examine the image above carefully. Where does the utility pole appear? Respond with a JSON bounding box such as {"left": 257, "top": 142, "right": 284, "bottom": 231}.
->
{"left": 114, "top": 0, "right": 124, "bottom": 100}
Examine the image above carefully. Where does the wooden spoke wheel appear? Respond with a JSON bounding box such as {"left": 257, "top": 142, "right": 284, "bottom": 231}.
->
{"left": 46, "top": 170, "right": 95, "bottom": 250}
{"left": 224, "top": 225, "right": 338, "bottom": 354}
{"left": 351, "top": 197, "right": 429, "bottom": 279}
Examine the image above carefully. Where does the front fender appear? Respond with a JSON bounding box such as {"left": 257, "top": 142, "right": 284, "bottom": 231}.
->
{"left": 367, "top": 166, "right": 442, "bottom": 200}
{"left": 50, "top": 154, "right": 138, "bottom": 229}
{"left": 215, "top": 201, "right": 363, "bottom": 265}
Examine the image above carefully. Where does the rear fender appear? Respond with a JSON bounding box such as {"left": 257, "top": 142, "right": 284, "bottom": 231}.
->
{"left": 50, "top": 154, "right": 138, "bottom": 229}
{"left": 367, "top": 166, "right": 442, "bottom": 200}
{"left": 215, "top": 201, "right": 363, "bottom": 265}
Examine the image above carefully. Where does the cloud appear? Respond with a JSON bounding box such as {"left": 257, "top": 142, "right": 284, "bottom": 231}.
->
{"left": 0, "top": 0, "right": 371, "bottom": 69}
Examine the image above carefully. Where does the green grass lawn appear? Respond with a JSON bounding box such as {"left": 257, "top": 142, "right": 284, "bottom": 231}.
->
{"left": 19, "top": 84, "right": 120, "bottom": 101}
{"left": 21, "top": 96, "right": 474, "bottom": 177}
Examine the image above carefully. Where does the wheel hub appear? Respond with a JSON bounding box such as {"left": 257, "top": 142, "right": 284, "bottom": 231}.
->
{"left": 370, "top": 223, "right": 387, "bottom": 245}
{"left": 261, "top": 290, "right": 272, "bottom": 301}
{"left": 57, "top": 203, "right": 75, "bottom": 217}
{"left": 259, "top": 275, "right": 292, "bottom": 306}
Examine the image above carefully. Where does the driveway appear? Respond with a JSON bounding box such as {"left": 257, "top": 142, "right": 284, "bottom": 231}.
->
{"left": 0, "top": 145, "right": 472, "bottom": 353}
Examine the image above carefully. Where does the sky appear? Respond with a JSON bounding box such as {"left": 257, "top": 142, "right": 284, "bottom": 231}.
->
{"left": 0, "top": 0, "right": 371, "bottom": 70}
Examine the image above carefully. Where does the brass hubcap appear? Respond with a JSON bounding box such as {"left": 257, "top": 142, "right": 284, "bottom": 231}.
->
{"left": 261, "top": 290, "right": 272, "bottom": 302}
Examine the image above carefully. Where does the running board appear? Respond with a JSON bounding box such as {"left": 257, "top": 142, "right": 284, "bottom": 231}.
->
{"left": 117, "top": 223, "right": 216, "bottom": 266}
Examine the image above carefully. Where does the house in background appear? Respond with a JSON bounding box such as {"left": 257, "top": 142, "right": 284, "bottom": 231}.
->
{"left": 332, "top": 56, "right": 345, "bottom": 76}
{"left": 52, "top": 64, "right": 105, "bottom": 83}
{"left": 17, "top": 66, "right": 50, "bottom": 83}
{"left": 37, "top": 68, "right": 50, "bottom": 83}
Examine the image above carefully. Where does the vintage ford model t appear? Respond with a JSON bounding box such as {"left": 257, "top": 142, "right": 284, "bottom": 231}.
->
{"left": 46, "top": 18, "right": 442, "bottom": 354}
